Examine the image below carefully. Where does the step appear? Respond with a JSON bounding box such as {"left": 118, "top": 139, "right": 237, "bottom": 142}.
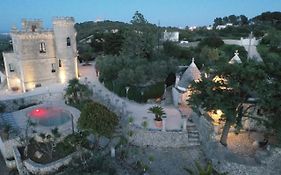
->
{"left": 188, "top": 136, "right": 199, "bottom": 140}
{"left": 188, "top": 133, "right": 199, "bottom": 137}
{"left": 188, "top": 141, "right": 200, "bottom": 146}
{"left": 188, "top": 131, "right": 199, "bottom": 135}
{"left": 189, "top": 138, "right": 199, "bottom": 142}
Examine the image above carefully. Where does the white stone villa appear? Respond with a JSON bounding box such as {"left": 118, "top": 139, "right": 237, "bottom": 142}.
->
{"left": 2, "top": 17, "right": 78, "bottom": 92}
{"left": 163, "top": 30, "right": 179, "bottom": 42}
{"left": 172, "top": 58, "right": 201, "bottom": 106}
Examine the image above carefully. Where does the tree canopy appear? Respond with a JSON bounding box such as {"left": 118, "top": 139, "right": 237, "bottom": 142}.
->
{"left": 188, "top": 60, "right": 269, "bottom": 146}
{"left": 78, "top": 101, "right": 119, "bottom": 138}
{"left": 64, "top": 78, "right": 92, "bottom": 106}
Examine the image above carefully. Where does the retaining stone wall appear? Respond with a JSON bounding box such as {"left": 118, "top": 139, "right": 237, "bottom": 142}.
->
{"left": 128, "top": 124, "right": 192, "bottom": 147}
{"left": 24, "top": 151, "right": 77, "bottom": 175}
{"left": 0, "top": 92, "right": 64, "bottom": 112}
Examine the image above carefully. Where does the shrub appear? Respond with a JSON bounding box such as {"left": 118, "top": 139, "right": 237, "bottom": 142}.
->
{"left": 143, "top": 82, "right": 165, "bottom": 100}
{"left": 78, "top": 101, "right": 119, "bottom": 138}
{"left": 199, "top": 36, "right": 224, "bottom": 48}
{"left": 104, "top": 80, "right": 113, "bottom": 91}
{"left": 112, "top": 82, "right": 126, "bottom": 97}
{"left": 126, "top": 82, "right": 164, "bottom": 103}
{"left": 128, "top": 86, "right": 142, "bottom": 103}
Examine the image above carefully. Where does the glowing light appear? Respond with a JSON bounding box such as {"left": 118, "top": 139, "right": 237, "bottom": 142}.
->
{"left": 216, "top": 110, "right": 223, "bottom": 116}
{"left": 208, "top": 109, "right": 224, "bottom": 126}
{"left": 59, "top": 69, "right": 66, "bottom": 84}
{"left": 29, "top": 108, "right": 48, "bottom": 119}
{"left": 16, "top": 78, "right": 21, "bottom": 83}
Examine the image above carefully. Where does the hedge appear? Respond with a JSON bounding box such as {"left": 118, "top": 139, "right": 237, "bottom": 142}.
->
{"left": 103, "top": 81, "right": 165, "bottom": 103}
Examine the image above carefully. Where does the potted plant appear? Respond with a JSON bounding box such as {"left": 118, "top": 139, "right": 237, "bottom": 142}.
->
{"left": 148, "top": 105, "right": 165, "bottom": 128}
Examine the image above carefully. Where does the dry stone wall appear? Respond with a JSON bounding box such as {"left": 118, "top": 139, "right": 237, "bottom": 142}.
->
{"left": 128, "top": 125, "right": 194, "bottom": 147}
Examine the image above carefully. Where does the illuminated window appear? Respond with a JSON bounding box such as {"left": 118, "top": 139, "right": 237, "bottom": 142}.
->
{"left": 40, "top": 42, "right": 46, "bottom": 53}
{"left": 51, "top": 63, "right": 56, "bottom": 72}
{"left": 67, "top": 37, "right": 71, "bottom": 46}
{"left": 9, "top": 64, "right": 15, "bottom": 72}
{"left": 59, "top": 59, "right": 62, "bottom": 67}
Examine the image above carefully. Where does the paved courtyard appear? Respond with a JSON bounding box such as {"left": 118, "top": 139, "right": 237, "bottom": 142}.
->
{"left": 79, "top": 62, "right": 183, "bottom": 130}
{"left": 0, "top": 62, "right": 183, "bottom": 130}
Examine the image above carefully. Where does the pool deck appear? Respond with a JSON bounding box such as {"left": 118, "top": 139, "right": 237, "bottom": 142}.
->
{"left": 0, "top": 61, "right": 185, "bottom": 131}
{"left": 11, "top": 102, "right": 80, "bottom": 138}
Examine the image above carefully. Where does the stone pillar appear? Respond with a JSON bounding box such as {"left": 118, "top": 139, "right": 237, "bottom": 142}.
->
{"left": 162, "top": 118, "right": 166, "bottom": 131}
{"left": 182, "top": 118, "right": 187, "bottom": 132}
{"left": 111, "top": 147, "right": 115, "bottom": 158}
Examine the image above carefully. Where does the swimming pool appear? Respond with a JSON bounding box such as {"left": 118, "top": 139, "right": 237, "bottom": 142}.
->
{"left": 28, "top": 107, "right": 71, "bottom": 127}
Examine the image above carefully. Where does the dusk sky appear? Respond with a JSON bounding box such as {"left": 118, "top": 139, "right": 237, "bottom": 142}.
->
{"left": 0, "top": 0, "right": 280, "bottom": 32}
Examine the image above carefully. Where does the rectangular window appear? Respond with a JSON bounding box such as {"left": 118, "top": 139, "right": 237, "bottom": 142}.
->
{"left": 31, "top": 25, "right": 37, "bottom": 32}
{"left": 40, "top": 42, "right": 46, "bottom": 53}
{"left": 35, "top": 83, "right": 41, "bottom": 88}
{"left": 51, "top": 63, "right": 56, "bottom": 72}
{"left": 9, "top": 64, "right": 15, "bottom": 72}
{"left": 58, "top": 59, "right": 62, "bottom": 67}
{"left": 67, "top": 37, "right": 71, "bottom": 46}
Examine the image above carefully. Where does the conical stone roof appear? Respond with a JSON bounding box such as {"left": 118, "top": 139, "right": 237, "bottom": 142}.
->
{"left": 177, "top": 58, "right": 201, "bottom": 91}
{"left": 229, "top": 50, "right": 242, "bottom": 64}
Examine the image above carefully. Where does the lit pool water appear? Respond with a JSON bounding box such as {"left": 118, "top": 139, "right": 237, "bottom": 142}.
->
{"left": 28, "top": 107, "right": 71, "bottom": 127}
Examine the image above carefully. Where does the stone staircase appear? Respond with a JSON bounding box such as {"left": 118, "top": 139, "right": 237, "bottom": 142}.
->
{"left": 0, "top": 113, "right": 20, "bottom": 137}
{"left": 187, "top": 122, "right": 200, "bottom": 146}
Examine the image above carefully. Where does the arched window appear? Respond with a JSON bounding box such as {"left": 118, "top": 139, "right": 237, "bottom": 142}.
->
{"left": 59, "top": 59, "right": 62, "bottom": 67}
{"left": 66, "top": 37, "right": 71, "bottom": 46}
{"left": 40, "top": 42, "right": 46, "bottom": 53}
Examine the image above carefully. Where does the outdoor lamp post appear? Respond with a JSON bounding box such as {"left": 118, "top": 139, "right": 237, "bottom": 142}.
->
{"left": 141, "top": 90, "right": 144, "bottom": 102}
{"left": 125, "top": 86, "right": 130, "bottom": 98}
{"left": 71, "top": 114, "right": 74, "bottom": 134}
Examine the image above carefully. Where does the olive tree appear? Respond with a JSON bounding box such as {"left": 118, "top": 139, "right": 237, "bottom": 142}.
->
{"left": 78, "top": 101, "right": 119, "bottom": 146}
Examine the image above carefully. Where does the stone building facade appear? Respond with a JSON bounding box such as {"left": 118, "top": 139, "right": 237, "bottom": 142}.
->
{"left": 2, "top": 17, "right": 78, "bottom": 92}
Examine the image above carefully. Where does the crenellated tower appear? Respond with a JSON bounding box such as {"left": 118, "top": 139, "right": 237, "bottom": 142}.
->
{"left": 53, "top": 17, "right": 78, "bottom": 84}
{"left": 2, "top": 17, "right": 79, "bottom": 92}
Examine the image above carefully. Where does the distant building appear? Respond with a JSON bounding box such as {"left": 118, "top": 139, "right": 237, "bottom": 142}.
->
{"left": 2, "top": 17, "right": 78, "bottom": 92}
{"left": 180, "top": 40, "right": 189, "bottom": 44}
{"left": 163, "top": 30, "right": 179, "bottom": 42}
{"left": 216, "top": 23, "right": 233, "bottom": 30}
{"left": 189, "top": 26, "right": 197, "bottom": 31}
{"left": 228, "top": 50, "right": 242, "bottom": 64}
{"left": 206, "top": 25, "right": 213, "bottom": 30}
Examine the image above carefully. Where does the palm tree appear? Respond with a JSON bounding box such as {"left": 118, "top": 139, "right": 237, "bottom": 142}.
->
{"left": 65, "top": 78, "right": 92, "bottom": 105}
{"left": 148, "top": 105, "right": 165, "bottom": 121}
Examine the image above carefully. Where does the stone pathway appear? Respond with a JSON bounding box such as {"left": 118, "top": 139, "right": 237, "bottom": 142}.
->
{"left": 79, "top": 63, "right": 183, "bottom": 130}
